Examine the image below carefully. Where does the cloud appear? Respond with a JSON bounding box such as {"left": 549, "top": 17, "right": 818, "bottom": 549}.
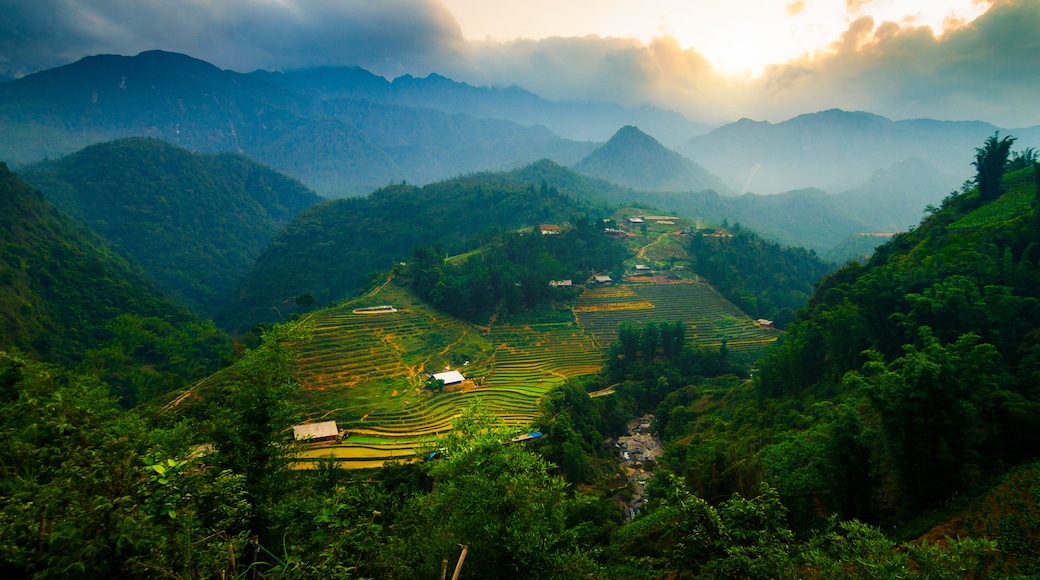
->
{"left": 751, "top": 0, "right": 1040, "bottom": 126}
{"left": 1, "top": 0, "right": 1037, "bottom": 128}
{"left": 459, "top": 0, "right": 1040, "bottom": 127}
{"left": 846, "top": 0, "right": 873, "bottom": 17}
{"left": 786, "top": 2, "right": 806, "bottom": 17}
{"left": 0, "top": 0, "right": 467, "bottom": 78}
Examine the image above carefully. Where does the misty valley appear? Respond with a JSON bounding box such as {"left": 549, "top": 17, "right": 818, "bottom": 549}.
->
{"left": 2, "top": 46, "right": 1040, "bottom": 579}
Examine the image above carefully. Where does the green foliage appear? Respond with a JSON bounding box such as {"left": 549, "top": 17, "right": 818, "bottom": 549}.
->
{"left": 392, "top": 405, "right": 574, "bottom": 579}
{"left": 22, "top": 137, "right": 321, "bottom": 318}
{"left": 408, "top": 218, "right": 625, "bottom": 321}
{"left": 846, "top": 330, "right": 1004, "bottom": 511}
{"left": 974, "top": 132, "right": 1016, "bottom": 203}
{"left": 752, "top": 136, "right": 1040, "bottom": 527}
{"left": 222, "top": 173, "right": 600, "bottom": 331}
{"left": 203, "top": 329, "right": 301, "bottom": 535}
{"left": 689, "top": 228, "right": 833, "bottom": 326}
{"left": 0, "top": 351, "right": 251, "bottom": 578}
{"left": 615, "top": 477, "right": 797, "bottom": 578}
{"left": 0, "top": 163, "right": 232, "bottom": 405}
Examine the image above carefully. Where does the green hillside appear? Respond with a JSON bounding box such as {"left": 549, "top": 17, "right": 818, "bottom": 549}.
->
{"left": 752, "top": 159, "right": 1040, "bottom": 522}
{"left": 519, "top": 160, "right": 874, "bottom": 253}
{"left": 0, "top": 163, "right": 231, "bottom": 405}
{"left": 21, "top": 138, "right": 322, "bottom": 318}
{"left": 6, "top": 148, "right": 1029, "bottom": 578}
{"left": 219, "top": 171, "right": 605, "bottom": 332}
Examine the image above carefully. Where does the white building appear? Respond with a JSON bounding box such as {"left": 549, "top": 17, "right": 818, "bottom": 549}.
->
{"left": 432, "top": 370, "right": 466, "bottom": 385}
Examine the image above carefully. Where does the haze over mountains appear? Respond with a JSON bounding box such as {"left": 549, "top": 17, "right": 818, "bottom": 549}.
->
{"left": 682, "top": 109, "right": 1040, "bottom": 195}
{"left": 3, "top": 49, "right": 1038, "bottom": 208}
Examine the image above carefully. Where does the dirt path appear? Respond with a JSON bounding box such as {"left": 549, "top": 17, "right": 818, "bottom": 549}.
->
{"left": 635, "top": 230, "right": 679, "bottom": 261}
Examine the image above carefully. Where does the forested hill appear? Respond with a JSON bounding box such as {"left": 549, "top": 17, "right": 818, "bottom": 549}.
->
{"left": 572, "top": 125, "right": 728, "bottom": 194}
{"left": 688, "top": 226, "right": 833, "bottom": 328}
{"left": 219, "top": 172, "right": 601, "bottom": 332}
{"left": 757, "top": 155, "right": 1040, "bottom": 518}
{"left": 0, "top": 163, "right": 230, "bottom": 405}
{"left": 20, "top": 138, "right": 322, "bottom": 317}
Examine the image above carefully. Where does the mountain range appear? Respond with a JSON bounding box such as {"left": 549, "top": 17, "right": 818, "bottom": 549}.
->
{"left": 681, "top": 109, "right": 1040, "bottom": 195}
{"left": 1, "top": 50, "right": 712, "bottom": 197}
{"left": 5, "top": 49, "right": 1038, "bottom": 207}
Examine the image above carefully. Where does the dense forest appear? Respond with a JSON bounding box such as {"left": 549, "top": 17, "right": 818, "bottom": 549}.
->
{"left": 687, "top": 226, "right": 834, "bottom": 327}
{"left": 0, "top": 163, "right": 230, "bottom": 406}
{"left": 21, "top": 138, "right": 321, "bottom": 317}
{"left": 408, "top": 216, "right": 626, "bottom": 322}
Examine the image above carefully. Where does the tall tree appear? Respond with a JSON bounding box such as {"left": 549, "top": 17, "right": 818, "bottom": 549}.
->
{"left": 973, "top": 132, "right": 1016, "bottom": 203}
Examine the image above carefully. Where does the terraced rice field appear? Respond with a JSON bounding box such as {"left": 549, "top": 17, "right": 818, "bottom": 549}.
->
{"left": 293, "top": 302, "right": 603, "bottom": 469}
{"left": 293, "top": 278, "right": 775, "bottom": 470}
{"left": 294, "top": 302, "right": 490, "bottom": 415}
{"left": 574, "top": 282, "right": 777, "bottom": 353}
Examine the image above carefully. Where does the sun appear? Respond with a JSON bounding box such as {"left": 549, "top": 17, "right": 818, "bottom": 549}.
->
{"left": 441, "top": 0, "right": 990, "bottom": 77}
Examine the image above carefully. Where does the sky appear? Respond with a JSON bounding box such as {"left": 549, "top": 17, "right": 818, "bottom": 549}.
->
{"left": 2, "top": 0, "right": 1039, "bottom": 127}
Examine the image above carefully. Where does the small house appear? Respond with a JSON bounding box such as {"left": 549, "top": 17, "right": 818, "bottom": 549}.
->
{"left": 593, "top": 275, "right": 613, "bottom": 284}
{"left": 549, "top": 279, "right": 573, "bottom": 288}
{"left": 293, "top": 421, "right": 339, "bottom": 443}
{"left": 756, "top": 319, "right": 775, "bottom": 329}
{"left": 627, "top": 217, "right": 645, "bottom": 224}
{"left": 432, "top": 370, "right": 466, "bottom": 385}
{"left": 634, "top": 264, "right": 651, "bottom": 271}
{"left": 540, "top": 225, "right": 562, "bottom": 235}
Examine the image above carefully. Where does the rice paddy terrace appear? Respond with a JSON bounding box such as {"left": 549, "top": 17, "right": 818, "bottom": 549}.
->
{"left": 574, "top": 282, "right": 777, "bottom": 354}
{"left": 291, "top": 277, "right": 777, "bottom": 469}
{"left": 293, "top": 217, "right": 779, "bottom": 469}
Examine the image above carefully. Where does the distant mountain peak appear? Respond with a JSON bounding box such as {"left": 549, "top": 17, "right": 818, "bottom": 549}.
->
{"left": 602, "top": 125, "right": 668, "bottom": 151}
{"left": 572, "top": 125, "right": 727, "bottom": 193}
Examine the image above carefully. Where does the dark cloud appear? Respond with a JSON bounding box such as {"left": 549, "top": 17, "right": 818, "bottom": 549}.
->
{"left": 0, "top": 0, "right": 467, "bottom": 78}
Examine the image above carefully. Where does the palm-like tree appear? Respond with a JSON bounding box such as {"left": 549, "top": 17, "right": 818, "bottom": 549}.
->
{"left": 973, "top": 132, "right": 1016, "bottom": 202}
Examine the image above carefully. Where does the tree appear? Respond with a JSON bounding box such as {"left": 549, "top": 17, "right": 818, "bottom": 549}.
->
{"left": 1008, "top": 147, "right": 1038, "bottom": 171}
{"left": 206, "top": 328, "right": 300, "bottom": 538}
{"left": 973, "top": 132, "right": 1016, "bottom": 203}
{"left": 642, "top": 321, "right": 659, "bottom": 364}
{"left": 845, "top": 329, "right": 1002, "bottom": 511}
{"left": 394, "top": 405, "right": 572, "bottom": 579}
{"left": 618, "top": 322, "right": 640, "bottom": 362}
{"left": 294, "top": 291, "right": 316, "bottom": 310}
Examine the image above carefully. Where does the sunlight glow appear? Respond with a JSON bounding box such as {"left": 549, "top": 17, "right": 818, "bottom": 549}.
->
{"left": 441, "top": 0, "right": 990, "bottom": 76}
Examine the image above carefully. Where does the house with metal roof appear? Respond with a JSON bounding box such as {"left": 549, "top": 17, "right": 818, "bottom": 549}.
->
{"left": 292, "top": 421, "right": 339, "bottom": 443}
{"left": 432, "top": 370, "right": 466, "bottom": 385}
